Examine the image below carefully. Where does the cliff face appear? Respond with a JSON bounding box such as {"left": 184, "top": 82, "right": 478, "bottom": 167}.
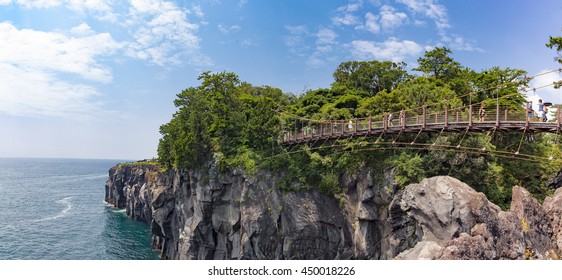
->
{"left": 105, "top": 163, "right": 562, "bottom": 260}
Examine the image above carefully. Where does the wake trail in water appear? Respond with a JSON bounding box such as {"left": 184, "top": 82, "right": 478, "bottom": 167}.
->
{"left": 34, "top": 197, "right": 73, "bottom": 222}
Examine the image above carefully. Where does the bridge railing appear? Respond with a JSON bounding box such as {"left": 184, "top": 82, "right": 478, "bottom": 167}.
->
{"left": 426, "top": 111, "right": 447, "bottom": 125}
{"left": 281, "top": 104, "right": 561, "bottom": 143}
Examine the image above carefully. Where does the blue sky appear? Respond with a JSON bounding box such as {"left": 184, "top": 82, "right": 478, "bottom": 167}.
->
{"left": 0, "top": 0, "right": 561, "bottom": 160}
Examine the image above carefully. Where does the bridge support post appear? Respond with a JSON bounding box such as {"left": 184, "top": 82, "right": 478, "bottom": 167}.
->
{"left": 330, "top": 122, "right": 333, "bottom": 137}
{"left": 341, "top": 122, "right": 345, "bottom": 136}
{"left": 354, "top": 118, "right": 358, "bottom": 134}
{"left": 422, "top": 106, "right": 426, "bottom": 129}
{"left": 526, "top": 102, "right": 530, "bottom": 128}
{"left": 383, "top": 113, "right": 388, "bottom": 132}
{"left": 496, "top": 102, "right": 500, "bottom": 127}
{"left": 556, "top": 105, "right": 562, "bottom": 131}
{"left": 504, "top": 109, "right": 508, "bottom": 122}
{"left": 469, "top": 105, "right": 473, "bottom": 128}
{"left": 401, "top": 110, "right": 406, "bottom": 130}
{"left": 368, "top": 116, "right": 372, "bottom": 134}
{"left": 444, "top": 105, "right": 448, "bottom": 129}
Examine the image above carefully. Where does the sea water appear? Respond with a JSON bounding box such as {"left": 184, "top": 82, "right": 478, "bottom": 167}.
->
{"left": 0, "top": 158, "right": 159, "bottom": 260}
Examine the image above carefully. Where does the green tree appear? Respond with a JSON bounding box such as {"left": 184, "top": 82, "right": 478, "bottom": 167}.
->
{"left": 414, "top": 47, "right": 462, "bottom": 81}
{"left": 547, "top": 31, "right": 562, "bottom": 64}
{"left": 332, "top": 60, "right": 409, "bottom": 96}
{"left": 243, "top": 92, "right": 281, "bottom": 152}
{"left": 547, "top": 31, "right": 562, "bottom": 88}
{"left": 158, "top": 71, "right": 245, "bottom": 169}
{"left": 158, "top": 86, "right": 213, "bottom": 169}
{"left": 391, "top": 152, "right": 426, "bottom": 186}
{"left": 472, "top": 67, "right": 527, "bottom": 108}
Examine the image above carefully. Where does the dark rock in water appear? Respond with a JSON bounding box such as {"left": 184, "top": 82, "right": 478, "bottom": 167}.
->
{"left": 105, "top": 163, "right": 562, "bottom": 260}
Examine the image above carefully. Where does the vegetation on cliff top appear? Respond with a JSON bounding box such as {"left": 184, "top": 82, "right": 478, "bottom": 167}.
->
{"left": 116, "top": 159, "right": 161, "bottom": 171}
{"left": 157, "top": 33, "right": 562, "bottom": 209}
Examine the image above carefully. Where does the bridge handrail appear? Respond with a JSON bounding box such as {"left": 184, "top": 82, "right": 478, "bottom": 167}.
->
{"left": 281, "top": 103, "right": 561, "bottom": 144}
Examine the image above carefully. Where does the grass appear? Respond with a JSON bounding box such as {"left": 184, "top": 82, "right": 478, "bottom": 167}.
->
{"left": 116, "top": 159, "right": 162, "bottom": 170}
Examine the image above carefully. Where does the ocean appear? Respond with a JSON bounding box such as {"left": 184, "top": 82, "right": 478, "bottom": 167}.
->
{"left": 0, "top": 158, "right": 159, "bottom": 260}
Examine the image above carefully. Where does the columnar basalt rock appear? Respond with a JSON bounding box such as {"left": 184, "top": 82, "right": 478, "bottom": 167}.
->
{"left": 105, "top": 163, "right": 562, "bottom": 260}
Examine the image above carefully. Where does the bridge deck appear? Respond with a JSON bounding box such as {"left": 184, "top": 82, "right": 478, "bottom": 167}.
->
{"left": 281, "top": 104, "right": 561, "bottom": 145}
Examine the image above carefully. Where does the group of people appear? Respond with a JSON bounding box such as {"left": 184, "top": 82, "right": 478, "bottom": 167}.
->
{"left": 527, "top": 99, "right": 550, "bottom": 122}
{"left": 386, "top": 111, "right": 406, "bottom": 127}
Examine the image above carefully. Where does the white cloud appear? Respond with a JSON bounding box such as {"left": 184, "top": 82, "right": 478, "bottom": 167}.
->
{"left": 332, "top": 13, "right": 360, "bottom": 26}
{"left": 316, "top": 27, "right": 336, "bottom": 45}
{"left": 528, "top": 70, "right": 562, "bottom": 104}
{"left": 14, "top": 0, "right": 62, "bottom": 8}
{"left": 0, "top": 64, "right": 101, "bottom": 118}
{"left": 66, "top": 0, "right": 118, "bottom": 22}
{"left": 379, "top": 5, "right": 407, "bottom": 30}
{"left": 397, "top": 0, "right": 448, "bottom": 30}
{"left": 397, "top": 0, "right": 482, "bottom": 53}
{"left": 240, "top": 39, "right": 257, "bottom": 46}
{"left": 0, "top": 22, "right": 120, "bottom": 82}
{"left": 70, "top": 22, "right": 94, "bottom": 36}
{"left": 349, "top": 4, "right": 407, "bottom": 34}
{"left": 363, "top": 12, "right": 380, "bottom": 33}
{"left": 307, "top": 53, "right": 325, "bottom": 68}
{"left": 285, "top": 25, "right": 308, "bottom": 34}
{"left": 350, "top": 37, "right": 424, "bottom": 62}
{"left": 6, "top": 1, "right": 211, "bottom": 67}
{"left": 4, "top": 0, "right": 117, "bottom": 21}
{"left": 441, "top": 33, "right": 483, "bottom": 52}
{"left": 284, "top": 25, "right": 309, "bottom": 48}
{"left": 127, "top": 0, "right": 210, "bottom": 67}
{"left": 191, "top": 5, "right": 204, "bottom": 17}
{"left": 218, "top": 24, "right": 240, "bottom": 34}
{"left": 284, "top": 25, "right": 337, "bottom": 67}
{"left": 336, "top": 2, "right": 361, "bottom": 13}
{"left": 306, "top": 27, "right": 338, "bottom": 67}
{"left": 0, "top": 22, "right": 121, "bottom": 117}
{"left": 332, "top": 2, "right": 362, "bottom": 26}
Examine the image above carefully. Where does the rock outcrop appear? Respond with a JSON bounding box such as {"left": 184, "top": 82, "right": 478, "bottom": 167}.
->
{"left": 392, "top": 177, "right": 558, "bottom": 259}
{"left": 105, "top": 163, "right": 562, "bottom": 260}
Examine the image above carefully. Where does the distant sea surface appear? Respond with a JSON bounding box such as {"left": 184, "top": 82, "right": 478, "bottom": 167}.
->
{"left": 0, "top": 158, "right": 159, "bottom": 260}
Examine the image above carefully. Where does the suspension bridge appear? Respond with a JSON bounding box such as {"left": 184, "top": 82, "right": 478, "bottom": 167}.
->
{"left": 278, "top": 69, "right": 562, "bottom": 162}
{"left": 281, "top": 103, "right": 561, "bottom": 144}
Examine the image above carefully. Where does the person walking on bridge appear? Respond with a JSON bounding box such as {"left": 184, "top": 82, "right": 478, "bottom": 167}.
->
{"left": 527, "top": 101, "right": 534, "bottom": 122}
{"left": 399, "top": 110, "right": 405, "bottom": 127}
{"left": 479, "top": 103, "right": 486, "bottom": 122}
{"left": 537, "top": 99, "right": 544, "bottom": 122}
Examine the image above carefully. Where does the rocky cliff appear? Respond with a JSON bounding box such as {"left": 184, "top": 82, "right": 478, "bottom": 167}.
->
{"left": 105, "top": 163, "right": 562, "bottom": 260}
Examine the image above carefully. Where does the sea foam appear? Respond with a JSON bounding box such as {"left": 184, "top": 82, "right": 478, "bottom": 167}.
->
{"left": 34, "top": 197, "right": 72, "bottom": 222}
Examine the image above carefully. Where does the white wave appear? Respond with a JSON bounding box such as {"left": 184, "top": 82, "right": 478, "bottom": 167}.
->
{"left": 34, "top": 197, "right": 72, "bottom": 222}
{"left": 0, "top": 224, "right": 17, "bottom": 231}
{"left": 54, "top": 174, "right": 107, "bottom": 183}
